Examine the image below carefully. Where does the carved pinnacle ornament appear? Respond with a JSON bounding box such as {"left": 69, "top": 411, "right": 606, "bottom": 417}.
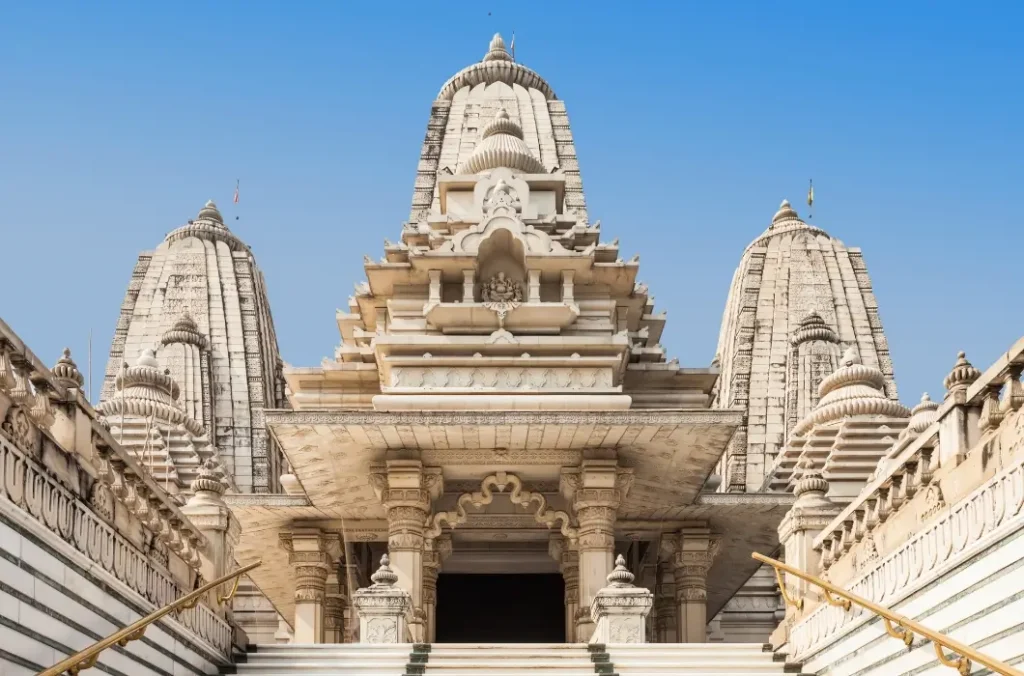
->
{"left": 370, "top": 554, "right": 398, "bottom": 587}
{"left": 607, "top": 554, "right": 636, "bottom": 587}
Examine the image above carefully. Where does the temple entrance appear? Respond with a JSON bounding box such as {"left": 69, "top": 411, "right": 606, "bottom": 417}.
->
{"left": 435, "top": 573, "right": 565, "bottom": 643}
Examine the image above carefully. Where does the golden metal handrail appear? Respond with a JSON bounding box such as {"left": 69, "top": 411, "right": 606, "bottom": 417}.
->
{"left": 39, "top": 561, "right": 261, "bottom": 676}
{"left": 755, "top": 552, "right": 1024, "bottom": 676}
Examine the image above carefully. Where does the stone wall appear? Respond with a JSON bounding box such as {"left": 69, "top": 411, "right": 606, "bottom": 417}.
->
{"left": 0, "top": 318, "right": 235, "bottom": 674}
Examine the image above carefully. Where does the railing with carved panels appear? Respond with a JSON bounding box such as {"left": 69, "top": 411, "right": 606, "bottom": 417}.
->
{"left": 779, "top": 449, "right": 1024, "bottom": 666}
{"left": 756, "top": 552, "right": 1024, "bottom": 676}
{"left": 0, "top": 434, "right": 235, "bottom": 656}
{"left": 813, "top": 337, "right": 1024, "bottom": 570}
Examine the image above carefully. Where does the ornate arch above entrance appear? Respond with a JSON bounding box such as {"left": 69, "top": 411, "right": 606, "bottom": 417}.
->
{"left": 424, "top": 471, "right": 578, "bottom": 541}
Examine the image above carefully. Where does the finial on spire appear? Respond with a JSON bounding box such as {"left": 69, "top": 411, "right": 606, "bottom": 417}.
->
{"left": 483, "top": 33, "right": 513, "bottom": 62}
{"left": 197, "top": 200, "right": 223, "bottom": 224}
{"left": 772, "top": 199, "right": 800, "bottom": 224}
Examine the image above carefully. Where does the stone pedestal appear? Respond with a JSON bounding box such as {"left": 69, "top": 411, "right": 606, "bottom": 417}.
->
{"left": 180, "top": 459, "right": 239, "bottom": 619}
{"left": 771, "top": 469, "right": 841, "bottom": 646}
{"left": 279, "top": 529, "right": 340, "bottom": 644}
{"left": 590, "top": 555, "right": 653, "bottom": 644}
{"left": 352, "top": 554, "right": 413, "bottom": 644}
{"left": 671, "top": 525, "right": 719, "bottom": 643}
{"left": 565, "top": 459, "right": 633, "bottom": 641}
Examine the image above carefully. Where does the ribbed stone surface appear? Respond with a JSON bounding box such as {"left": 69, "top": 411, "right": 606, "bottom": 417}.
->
{"left": 100, "top": 202, "right": 287, "bottom": 494}
{"left": 714, "top": 203, "right": 898, "bottom": 492}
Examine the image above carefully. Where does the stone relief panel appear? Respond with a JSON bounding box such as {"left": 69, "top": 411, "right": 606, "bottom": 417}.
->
{"left": 387, "top": 366, "right": 614, "bottom": 391}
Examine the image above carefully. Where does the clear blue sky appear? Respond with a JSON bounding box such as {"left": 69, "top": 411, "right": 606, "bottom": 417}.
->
{"left": 1, "top": 1, "right": 1021, "bottom": 405}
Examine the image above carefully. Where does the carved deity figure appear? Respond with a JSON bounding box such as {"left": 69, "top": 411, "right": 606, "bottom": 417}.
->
{"left": 481, "top": 272, "right": 523, "bottom": 304}
{"left": 481, "top": 272, "right": 523, "bottom": 328}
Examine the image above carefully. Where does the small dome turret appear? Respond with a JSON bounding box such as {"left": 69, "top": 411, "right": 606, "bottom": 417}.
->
{"left": 460, "top": 108, "right": 547, "bottom": 175}
{"left": 197, "top": 199, "right": 224, "bottom": 224}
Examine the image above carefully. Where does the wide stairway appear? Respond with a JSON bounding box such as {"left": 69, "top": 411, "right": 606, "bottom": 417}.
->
{"left": 227, "top": 642, "right": 798, "bottom": 675}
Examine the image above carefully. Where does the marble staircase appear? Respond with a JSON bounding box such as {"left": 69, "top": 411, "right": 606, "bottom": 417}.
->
{"left": 226, "top": 643, "right": 798, "bottom": 675}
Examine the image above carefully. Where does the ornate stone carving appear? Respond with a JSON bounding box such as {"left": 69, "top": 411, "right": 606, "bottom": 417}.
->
{"left": 481, "top": 272, "right": 523, "bottom": 326}
{"left": 590, "top": 555, "right": 654, "bottom": 644}
{"left": 352, "top": 554, "right": 412, "bottom": 644}
{"left": 51, "top": 347, "right": 85, "bottom": 389}
{"left": 788, "top": 455, "right": 1024, "bottom": 661}
{"left": 425, "top": 471, "right": 577, "bottom": 541}
{"left": 0, "top": 434, "right": 230, "bottom": 653}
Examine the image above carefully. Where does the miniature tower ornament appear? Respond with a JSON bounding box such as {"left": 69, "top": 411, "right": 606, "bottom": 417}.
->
{"left": 352, "top": 554, "right": 412, "bottom": 644}
{"left": 589, "top": 555, "right": 653, "bottom": 644}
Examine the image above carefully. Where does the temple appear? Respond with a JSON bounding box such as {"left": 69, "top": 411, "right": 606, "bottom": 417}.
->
{"left": 222, "top": 33, "right": 793, "bottom": 644}
{"left": 5, "top": 30, "right": 1021, "bottom": 676}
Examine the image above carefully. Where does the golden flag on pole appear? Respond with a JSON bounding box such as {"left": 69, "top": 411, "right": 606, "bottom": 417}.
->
{"left": 807, "top": 179, "right": 814, "bottom": 208}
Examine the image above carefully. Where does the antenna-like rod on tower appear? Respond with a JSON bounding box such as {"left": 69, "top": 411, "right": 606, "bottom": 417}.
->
{"left": 88, "top": 329, "right": 93, "bottom": 403}
{"left": 807, "top": 179, "right": 815, "bottom": 221}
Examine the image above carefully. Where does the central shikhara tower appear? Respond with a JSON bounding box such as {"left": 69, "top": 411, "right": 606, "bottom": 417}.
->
{"left": 101, "top": 33, "right": 901, "bottom": 645}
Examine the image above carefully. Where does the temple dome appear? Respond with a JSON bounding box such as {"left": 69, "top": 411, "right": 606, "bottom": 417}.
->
{"left": 438, "top": 33, "right": 555, "bottom": 101}
{"left": 792, "top": 347, "right": 910, "bottom": 436}
{"left": 459, "top": 108, "right": 546, "bottom": 174}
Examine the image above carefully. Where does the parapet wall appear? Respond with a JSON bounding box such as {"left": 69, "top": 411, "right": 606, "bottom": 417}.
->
{"left": 0, "top": 318, "right": 235, "bottom": 674}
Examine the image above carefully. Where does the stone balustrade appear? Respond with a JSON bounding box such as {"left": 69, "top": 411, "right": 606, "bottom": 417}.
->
{"left": 0, "top": 317, "right": 235, "bottom": 668}
{"left": 810, "top": 338, "right": 1024, "bottom": 584}
{"left": 781, "top": 336, "right": 1024, "bottom": 662}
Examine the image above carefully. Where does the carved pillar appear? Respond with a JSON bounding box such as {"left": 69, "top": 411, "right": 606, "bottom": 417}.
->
{"left": 939, "top": 351, "right": 982, "bottom": 468}
{"left": 462, "top": 270, "right": 475, "bottom": 303}
{"left": 279, "top": 529, "right": 340, "bottom": 644}
{"left": 653, "top": 562, "right": 677, "bottom": 643}
{"left": 671, "top": 525, "right": 719, "bottom": 643}
{"left": 370, "top": 460, "right": 441, "bottom": 643}
{"left": 550, "top": 535, "right": 580, "bottom": 642}
{"left": 181, "top": 459, "right": 239, "bottom": 619}
{"left": 563, "top": 460, "right": 633, "bottom": 642}
{"left": 772, "top": 470, "right": 841, "bottom": 646}
{"left": 324, "top": 569, "right": 346, "bottom": 643}
{"left": 423, "top": 534, "right": 452, "bottom": 643}
{"left": 528, "top": 269, "right": 541, "bottom": 303}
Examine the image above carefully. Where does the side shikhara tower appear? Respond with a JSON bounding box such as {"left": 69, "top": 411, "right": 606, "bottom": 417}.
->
{"left": 100, "top": 199, "right": 288, "bottom": 494}
{"left": 714, "top": 199, "right": 899, "bottom": 493}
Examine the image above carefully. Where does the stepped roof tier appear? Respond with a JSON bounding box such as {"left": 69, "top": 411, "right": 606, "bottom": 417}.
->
{"left": 229, "top": 34, "right": 795, "bottom": 638}
{"left": 714, "top": 201, "right": 899, "bottom": 493}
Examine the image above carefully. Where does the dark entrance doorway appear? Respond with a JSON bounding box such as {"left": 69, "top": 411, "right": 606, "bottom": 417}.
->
{"left": 435, "top": 573, "right": 565, "bottom": 643}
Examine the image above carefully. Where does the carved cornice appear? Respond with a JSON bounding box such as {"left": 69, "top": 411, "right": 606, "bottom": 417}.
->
{"left": 265, "top": 409, "right": 743, "bottom": 427}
